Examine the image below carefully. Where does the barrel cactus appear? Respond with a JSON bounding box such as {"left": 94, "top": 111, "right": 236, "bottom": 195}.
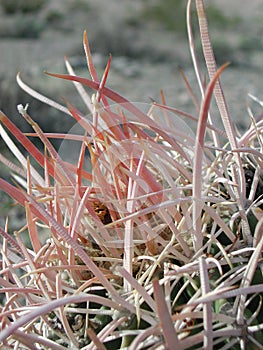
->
{"left": 0, "top": 0, "right": 262, "bottom": 349}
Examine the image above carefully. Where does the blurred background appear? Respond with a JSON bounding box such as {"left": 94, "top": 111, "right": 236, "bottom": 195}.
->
{"left": 0, "top": 0, "right": 262, "bottom": 228}
{"left": 0, "top": 0, "right": 262, "bottom": 130}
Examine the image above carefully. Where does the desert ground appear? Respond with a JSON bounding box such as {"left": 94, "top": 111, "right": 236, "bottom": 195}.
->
{"left": 0, "top": 0, "right": 262, "bottom": 130}
{"left": 0, "top": 0, "right": 262, "bottom": 228}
